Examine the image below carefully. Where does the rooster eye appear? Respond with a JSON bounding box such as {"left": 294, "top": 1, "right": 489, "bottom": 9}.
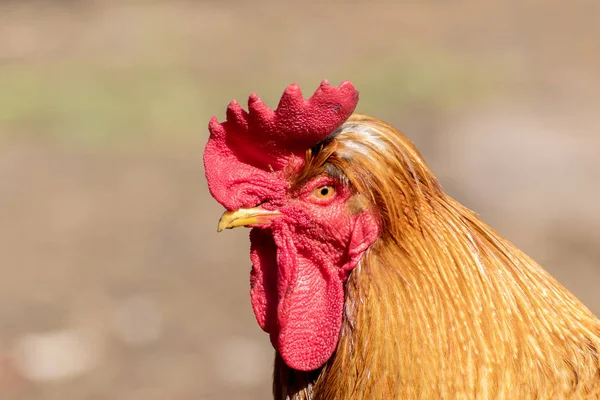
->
{"left": 312, "top": 185, "right": 336, "bottom": 201}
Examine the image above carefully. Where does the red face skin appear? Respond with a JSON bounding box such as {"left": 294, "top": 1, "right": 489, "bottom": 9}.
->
{"left": 248, "top": 175, "right": 379, "bottom": 371}
{"left": 204, "top": 81, "right": 376, "bottom": 371}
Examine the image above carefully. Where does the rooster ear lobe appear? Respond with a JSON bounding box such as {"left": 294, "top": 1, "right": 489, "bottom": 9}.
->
{"left": 345, "top": 194, "right": 370, "bottom": 215}
{"left": 341, "top": 211, "right": 379, "bottom": 277}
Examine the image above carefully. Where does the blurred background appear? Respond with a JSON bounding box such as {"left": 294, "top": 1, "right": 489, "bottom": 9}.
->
{"left": 0, "top": 1, "right": 599, "bottom": 399}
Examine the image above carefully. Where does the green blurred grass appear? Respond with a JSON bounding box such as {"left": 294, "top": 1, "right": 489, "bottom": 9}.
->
{"left": 0, "top": 53, "right": 495, "bottom": 148}
{"left": 0, "top": 61, "right": 208, "bottom": 146}
{"left": 346, "top": 54, "right": 495, "bottom": 116}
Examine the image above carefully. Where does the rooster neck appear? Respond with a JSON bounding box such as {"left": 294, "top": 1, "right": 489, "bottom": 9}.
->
{"left": 273, "top": 199, "right": 600, "bottom": 400}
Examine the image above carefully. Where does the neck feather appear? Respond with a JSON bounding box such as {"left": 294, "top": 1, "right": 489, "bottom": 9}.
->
{"left": 274, "top": 194, "right": 600, "bottom": 399}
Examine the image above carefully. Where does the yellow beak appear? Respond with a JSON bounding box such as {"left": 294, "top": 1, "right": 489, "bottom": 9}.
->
{"left": 217, "top": 207, "right": 283, "bottom": 232}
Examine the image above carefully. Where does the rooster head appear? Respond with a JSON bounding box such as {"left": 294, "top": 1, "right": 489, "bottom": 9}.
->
{"left": 204, "top": 81, "right": 379, "bottom": 371}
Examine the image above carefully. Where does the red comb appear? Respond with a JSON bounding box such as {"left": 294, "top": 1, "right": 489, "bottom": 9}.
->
{"left": 204, "top": 80, "right": 359, "bottom": 210}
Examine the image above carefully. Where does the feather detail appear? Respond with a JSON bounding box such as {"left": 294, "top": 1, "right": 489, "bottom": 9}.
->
{"left": 275, "top": 114, "right": 600, "bottom": 400}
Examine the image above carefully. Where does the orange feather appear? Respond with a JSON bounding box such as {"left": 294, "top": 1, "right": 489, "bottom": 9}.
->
{"left": 275, "top": 114, "right": 600, "bottom": 399}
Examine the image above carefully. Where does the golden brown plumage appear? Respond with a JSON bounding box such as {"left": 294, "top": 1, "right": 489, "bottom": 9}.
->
{"left": 274, "top": 114, "right": 600, "bottom": 399}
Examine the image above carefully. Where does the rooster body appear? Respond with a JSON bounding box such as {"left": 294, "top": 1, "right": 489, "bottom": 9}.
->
{"left": 204, "top": 83, "right": 600, "bottom": 399}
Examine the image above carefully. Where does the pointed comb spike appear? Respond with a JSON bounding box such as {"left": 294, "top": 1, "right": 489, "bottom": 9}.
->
{"left": 208, "top": 116, "right": 225, "bottom": 138}
{"left": 276, "top": 83, "right": 306, "bottom": 116}
{"left": 247, "top": 93, "right": 275, "bottom": 123}
{"left": 310, "top": 80, "right": 356, "bottom": 104}
{"left": 338, "top": 80, "right": 354, "bottom": 90}
{"left": 311, "top": 79, "right": 334, "bottom": 98}
{"left": 226, "top": 99, "right": 248, "bottom": 127}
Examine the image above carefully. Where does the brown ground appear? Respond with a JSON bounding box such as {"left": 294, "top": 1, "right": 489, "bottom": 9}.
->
{"left": 0, "top": 1, "right": 599, "bottom": 399}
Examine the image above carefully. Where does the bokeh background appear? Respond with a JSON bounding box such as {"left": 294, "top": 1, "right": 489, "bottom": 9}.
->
{"left": 1, "top": 1, "right": 599, "bottom": 399}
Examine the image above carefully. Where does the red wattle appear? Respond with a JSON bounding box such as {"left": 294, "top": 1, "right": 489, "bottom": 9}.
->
{"left": 249, "top": 227, "right": 344, "bottom": 371}
{"left": 248, "top": 211, "right": 379, "bottom": 371}
{"left": 277, "top": 255, "right": 344, "bottom": 371}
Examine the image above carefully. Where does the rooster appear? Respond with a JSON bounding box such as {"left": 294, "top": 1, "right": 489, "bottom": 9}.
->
{"left": 203, "top": 81, "right": 600, "bottom": 399}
